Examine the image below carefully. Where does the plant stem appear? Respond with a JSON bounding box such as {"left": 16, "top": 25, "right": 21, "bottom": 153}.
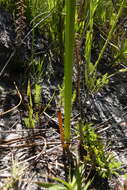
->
{"left": 95, "top": 0, "right": 125, "bottom": 68}
{"left": 64, "top": 0, "right": 76, "bottom": 146}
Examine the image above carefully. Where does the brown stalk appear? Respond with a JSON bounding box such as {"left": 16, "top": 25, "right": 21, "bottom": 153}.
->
{"left": 15, "top": 0, "right": 26, "bottom": 46}
{"left": 57, "top": 109, "right": 65, "bottom": 149}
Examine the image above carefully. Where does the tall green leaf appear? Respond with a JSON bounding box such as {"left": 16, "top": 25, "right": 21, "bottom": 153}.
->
{"left": 64, "top": 0, "right": 76, "bottom": 145}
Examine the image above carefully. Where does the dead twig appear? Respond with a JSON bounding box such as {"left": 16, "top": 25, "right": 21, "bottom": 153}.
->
{"left": 0, "top": 82, "right": 22, "bottom": 116}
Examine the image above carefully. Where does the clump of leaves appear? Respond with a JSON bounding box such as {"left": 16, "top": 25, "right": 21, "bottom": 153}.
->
{"left": 37, "top": 163, "right": 93, "bottom": 190}
{"left": 24, "top": 80, "right": 42, "bottom": 128}
{"left": 78, "top": 123, "right": 121, "bottom": 178}
{"left": 84, "top": 0, "right": 126, "bottom": 93}
{"left": 24, "top": 80, "right": 36, "bottom": 128}
{"left": 2, "top": 156, "right": 26, "bottom": 190}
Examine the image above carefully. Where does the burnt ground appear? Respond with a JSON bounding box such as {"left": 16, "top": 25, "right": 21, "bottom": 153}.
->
{"left": 0, "top": 72, "right": 65, "bottom": 190}
{"left": 0, "top": 61, "right": 127, "bottom": 190}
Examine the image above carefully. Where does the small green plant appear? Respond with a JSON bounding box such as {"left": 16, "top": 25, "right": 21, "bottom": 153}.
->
{"left": 3, "top": 156, "right": 26, "bottom": 190}
{"left": 24, "top": 60, "right": 43, "bottom": 129}
{"left": 84, "top": 0, "right": 126, "bottom": 93}
{"left": 24, "top": 79, "right": 43, "bottom": 128}
{"left": 37, "top": 163, "right": 93, "bottom": 190}
{"left": 32, "top": 58, "right": 44, "bottom": 82}
{"left": 34, "top": 83, "right": 42, "bottom": 122}
{"left": 78, "top": 122, "right": 121, "bottom": 178}
{"left": 24, "top": 80, "right": 36, "bottom": 128}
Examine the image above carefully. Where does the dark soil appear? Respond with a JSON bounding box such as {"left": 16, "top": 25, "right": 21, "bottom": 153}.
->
{"left": 0, "top": 63, "right": 127, "bottom": 190}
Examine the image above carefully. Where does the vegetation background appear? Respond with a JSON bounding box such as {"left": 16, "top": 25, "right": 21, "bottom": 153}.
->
{"left": 0, "top": 0, "right": 127, "bottom": 189}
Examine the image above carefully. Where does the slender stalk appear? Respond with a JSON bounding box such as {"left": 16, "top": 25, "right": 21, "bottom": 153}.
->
{"left": 95, "top": 0, "right": 125, "bottom": 68}
{"left": 64, "top": 0, "right": 76, "bottom": 146}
